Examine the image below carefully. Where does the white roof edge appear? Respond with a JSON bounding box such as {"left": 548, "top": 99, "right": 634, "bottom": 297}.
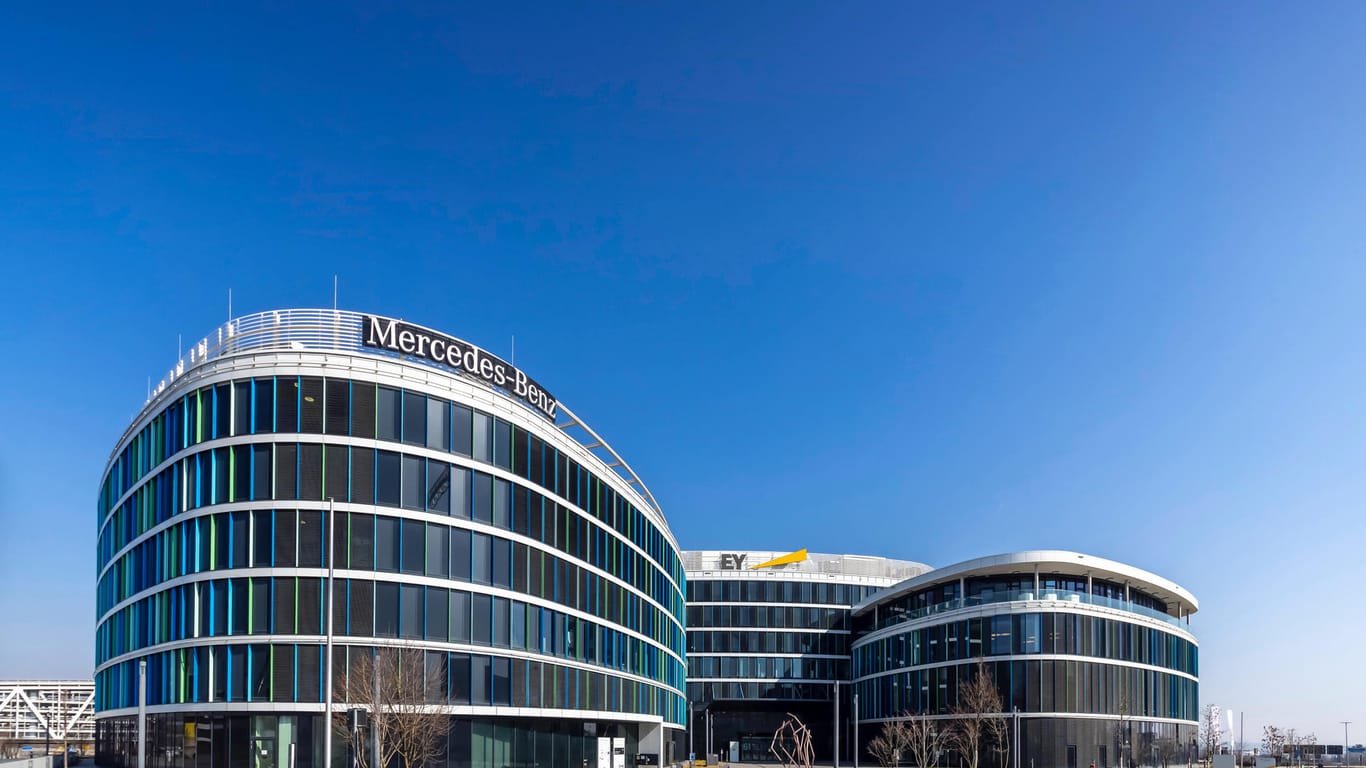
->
{"left": 852, "top": 550, "right": 1198, "bottom": 616}
{"left": 682, "top": 549, "right": 933, "bottom": 582}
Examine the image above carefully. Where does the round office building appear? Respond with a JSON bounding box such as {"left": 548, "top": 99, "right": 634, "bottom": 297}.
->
{"left": 850, "top": 551, "right": 1199, "bottom": 768}
{"left": 95, "top": 310, "right": 688, "bottom": 768}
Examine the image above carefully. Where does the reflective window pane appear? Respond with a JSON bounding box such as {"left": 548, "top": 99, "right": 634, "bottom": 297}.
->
{"left": 450, "top": 528, "right": 471, "bottom": 581}
{"left": 402, "top": 391, "right": 425, "bottom": 446}
{"left": 471, "top": 533, "right": 491, "bottom": 585}
{"left": 450, "top": 591, "right": 471, "bottom": 644}
{"left": 472, "top": 593, "right": 491, "bottom": 646}
{"left": 492, "top": 479, "right": 509, "bottom": 529}
{"left": 426, "top": 524, "right": 450, "bottom": 578}
{"left": 376, "top": 387, "right": 400, "bottom": 442}
{"left": 375, "top": 517, "right": 399, "bottom": 573}
{"left": 426, "top": 397, "right": 448, "bottom": 450}
{"left": 427, "top": 588, "right": 448, "bottom": 642}
{"left": 400, "top": 584, "right": 423, "bottom": 639}
{"left": 451, "top": 405, "right": 472, "bottom": 457}
{"left": 472, "top": 472, "right": 492, "bottom": 524}
{"left": 376, "top": 451, "right": 400, "bottom": 507}
{"left": 375, "top": 582, "right": 399, "bottom": 637}
{"left": 448, "top": 467, "right": 470, "bottom": 518}
{"left": 401, "top": 518, "right": 425, "bottom": 574}
{"left": 472, "top": 412, "right": 491, "bottom": 463}
{"left": 426, "top": 461, "right": 451, "bottom": 515}
{"left": 401, "top": 454, "right": 423, "bottom": 511}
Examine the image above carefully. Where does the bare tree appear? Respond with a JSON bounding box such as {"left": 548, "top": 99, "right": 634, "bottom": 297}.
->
{"left": 1302, "top": 734, "right": 1319, "bottom": 766}
{"left": 1286, "top": 731, "right": 1299, "bottom": 767}
{"left": 868, "top": 716, "right": 923, "bottom": 765}
{"left": 1156, "top": 737, "right": 1180, "bottom": 768}
{"left": 1200, "top": 706, "right": 1223, "bottom": 766}
{"left": 950, "top": 660, "right": 1005, "bottom": 768}
{"left": 333, "top": 646, "right": 450, "bottom": 768}
{"left": 1115, "top": 678, "right": 1136, "bottom": 768}
{"left": 984, "top": 710, "right": 1010, "bottom": 768}
{"left": 905, "top": 717, "right": 947, "bottom": 768}
{"left": 1264, "top": 727, "right": 1287, "bottom": 767}
{"left": 869, "top": 719, "right": 915, "bottom": 768}
{"left": 771, "top": 714, "right": 814, "bottom": 768}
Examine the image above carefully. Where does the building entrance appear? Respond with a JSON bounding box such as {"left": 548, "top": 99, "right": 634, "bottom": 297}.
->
{"left": 739, "top": 736, "right": 775, "bottom": 762}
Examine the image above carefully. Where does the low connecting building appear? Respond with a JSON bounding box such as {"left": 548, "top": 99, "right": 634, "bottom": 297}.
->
{"left": 683, "top": 550, "right": 929, "bottom": 761}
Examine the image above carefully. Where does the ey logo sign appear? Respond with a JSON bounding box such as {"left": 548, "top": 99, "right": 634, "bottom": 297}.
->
{"left": 718, "top": 549, "right": 808, "bottom": 570}
{"left": 719, "top": 553, "right": 748, "bottom": 570}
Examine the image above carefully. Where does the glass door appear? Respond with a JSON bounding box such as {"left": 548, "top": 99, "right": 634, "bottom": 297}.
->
{"left": 252, "top": 737, "right": 275, "bottom": 768}
{"left": 251, "top": 715, "right": 277, "bottom": 768}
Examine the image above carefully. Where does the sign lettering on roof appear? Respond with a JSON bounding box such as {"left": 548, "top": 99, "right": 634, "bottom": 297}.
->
{"left": 362, "top": 315, "right": 558, "bottom": 420}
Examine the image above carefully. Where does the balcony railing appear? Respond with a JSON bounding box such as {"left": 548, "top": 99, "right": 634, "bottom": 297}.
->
{"left": 871, "top": 587, "right": 1182, "bottom": 631}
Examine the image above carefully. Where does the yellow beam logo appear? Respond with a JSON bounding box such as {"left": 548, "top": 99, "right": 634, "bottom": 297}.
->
{"left": 750, "top": 549, "right": 808, "bottom": 569}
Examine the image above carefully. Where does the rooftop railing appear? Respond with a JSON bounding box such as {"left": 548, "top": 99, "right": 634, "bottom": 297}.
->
{"left": 119, "top": 309, "right": 663, "bottom": 516}
{"left": 682, "top": 551, "right": 930, "bottom": 582}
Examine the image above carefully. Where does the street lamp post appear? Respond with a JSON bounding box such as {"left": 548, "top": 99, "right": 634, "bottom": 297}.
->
{"left": 1013, "top": 708, "right": 1021, "bottom": 768}
{"left": 834, "top": 681, "right": 842, "bottom": 768}
{"left": 688, "top": 705, "right": 694, "bottom": 764}
{"left": 854, "top": 692, "right": 860, "bottom": 768}
{"left": 1342, "top": 723, "right": 1351, "bottom": 768}
{"left": 137, "top": 660, "right": 147, "bottom": 768}
{"left": 707, "top": 709, "right": 714, "bottom": 763}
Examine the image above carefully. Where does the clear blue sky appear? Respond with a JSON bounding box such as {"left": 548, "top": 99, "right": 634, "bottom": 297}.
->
{"left": 2, "top": 0, "right": 1364, "bottom": 747}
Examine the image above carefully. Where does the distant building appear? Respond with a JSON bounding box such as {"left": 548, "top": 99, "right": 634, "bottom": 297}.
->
{"left": 0, "top": 680, "right": 95, "bottom": 751}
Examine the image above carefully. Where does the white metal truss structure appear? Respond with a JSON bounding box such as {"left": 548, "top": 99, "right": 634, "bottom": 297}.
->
{"left": 0, "top": 681, "right": 96, "bottom": 744}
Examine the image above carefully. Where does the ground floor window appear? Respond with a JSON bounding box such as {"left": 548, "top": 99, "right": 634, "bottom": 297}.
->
{"left": 95, "top": 713, "right": 677, "bottom": 768}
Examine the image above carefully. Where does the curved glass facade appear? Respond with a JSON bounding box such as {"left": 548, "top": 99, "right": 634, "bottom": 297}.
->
{"left": 850, "top": 556, "right": 1199, "bottom": 768}
{"left": 95, "top": 311, "right": 687, "bottom": 768}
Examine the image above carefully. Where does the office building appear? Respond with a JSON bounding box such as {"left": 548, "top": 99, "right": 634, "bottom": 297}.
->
{"left": 683, "top": 550, "right": 929, "bottom": 762}
{"left": 686, "top": 550, "right": 1199, "bottom": 768}
{"left": 851, "top": 551, "right": 1199, "bottom": 768}
{"left": 95, "top": 310, "right": 687, "bottom": 768}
